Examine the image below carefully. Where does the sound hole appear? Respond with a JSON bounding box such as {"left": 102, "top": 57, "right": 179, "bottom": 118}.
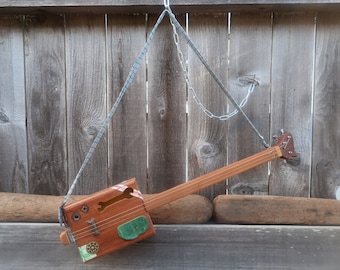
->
{"left": 86, "top": 241, "right": 99, "bottom": 254}
{"left": 98, "top": 187, "right": 133, "bottom": 212}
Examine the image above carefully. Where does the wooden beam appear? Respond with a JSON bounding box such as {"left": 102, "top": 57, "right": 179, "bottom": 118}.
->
{"left": 1, "top": 223, "right": 340, "bottom": 269}
{"left": 1, "top": 1, "right": 340, "bottom": 14}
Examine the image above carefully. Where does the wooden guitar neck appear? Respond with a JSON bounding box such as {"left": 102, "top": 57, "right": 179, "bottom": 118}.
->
{"left": 144, "top": 131, "right": 298, "bottom": 211}
{"left": 144, "top": 145, "right": 282, "bottom": 212}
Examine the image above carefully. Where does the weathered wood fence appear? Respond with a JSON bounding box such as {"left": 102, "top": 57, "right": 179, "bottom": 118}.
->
{"left": 2, "top": 2, "right": 340, "bottom": 270}
{"left": 1, "top": 2, "right": 340, "bottom": 203}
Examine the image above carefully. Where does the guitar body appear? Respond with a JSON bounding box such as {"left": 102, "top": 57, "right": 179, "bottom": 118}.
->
{"left": 60, "top": 178, "right": 155, "bottom": 263}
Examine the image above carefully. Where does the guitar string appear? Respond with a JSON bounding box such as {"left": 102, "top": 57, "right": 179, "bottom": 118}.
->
{"left": 69, "top": 141, "right": 286, "bottom": 241}
{"left": 68, "top": 148, "right": 280, "bottom": 242}
{"left": 70, "top": 150, "right": 278, "bottom": 242}
{"left": 72, "top": 204, "right": 147, "bottom": 240}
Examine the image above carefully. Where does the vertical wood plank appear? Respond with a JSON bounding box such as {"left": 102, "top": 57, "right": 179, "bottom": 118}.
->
{"left": 147, "top": 15, "right": 187, "bottom": 193}
{"left": 312, "top": 13, "right": 340, "bottom": 199}
{"left": 0, "top": 16, "right": 27, "bottom": 193}
{"left": 65, "top": 15, "right": 107, "bottom": 195}
{"left": 269, "top": 12, "right": 315, "bottom": 197}
{"left": 187, "top": 14, "right": 229, "bottom": 200}
{"left": 24, "top": 15, "right": 67, "bottom": 195}
{"left": 107, "top": 14, "right": 147, "bottom": 192}
{"left": 228, "top": 12, "right": 272, "bottom": 195}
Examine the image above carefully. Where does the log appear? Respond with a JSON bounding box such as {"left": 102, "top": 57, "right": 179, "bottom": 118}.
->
{"left": 214, "top": 195, "right": 340, "bottom": 225}
{"left": 0, "top": 192, "right": 212, "bottom": 224}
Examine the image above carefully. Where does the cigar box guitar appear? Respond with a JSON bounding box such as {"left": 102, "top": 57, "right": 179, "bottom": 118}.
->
{"left": 59, "top": 132, "right": 298, "bottom": 263}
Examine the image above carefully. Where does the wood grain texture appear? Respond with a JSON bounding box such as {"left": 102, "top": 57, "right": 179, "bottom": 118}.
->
{"left": 269, "top": 12, "right": 315, "bottom": 197}
{"left": 312, "top": 13, "right": 340, "bottom": 199}
{"left": 146, "top": 15, "right": 187, "bottom": 193}
{"left": 65, "top": 15, "right": 108, "bottom": 195}
{"left": 1, "top": 223, "right": 340, "bottom": 269}
{"left": 0, "top": 16, "right": 28, "bottom": 193}
{"left": 227, "top": 12, "right": 272, "bottom": 195}
{"left": 214, "top": 195, "right": 340, "bottom": 225}
{"left": 24, "top": 15, "right": 67, "bottom": 195}
{"left": 107, "top": 14, "right": 148, "bottom": 192}
{"left": 187, "top": 14, "right": 228, "bottom": 200}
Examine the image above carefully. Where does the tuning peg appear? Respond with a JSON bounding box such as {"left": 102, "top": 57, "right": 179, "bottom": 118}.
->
{"left": 272, "top": 134, "right": 279, "bottom": 143}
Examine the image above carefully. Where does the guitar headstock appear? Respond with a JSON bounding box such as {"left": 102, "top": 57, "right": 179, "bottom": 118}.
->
{"left": 273, "top": 131, "right": 298, "bottom": 160}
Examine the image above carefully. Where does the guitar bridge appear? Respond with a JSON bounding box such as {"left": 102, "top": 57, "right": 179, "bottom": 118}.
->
{"left": 87, "top": 218, "right": 99, "bottom": 236}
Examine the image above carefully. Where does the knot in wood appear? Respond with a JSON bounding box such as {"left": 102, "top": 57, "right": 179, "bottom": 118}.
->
{"left": 0, "top": 111, "right": 9, "bottom": 123}
{"left": 230, "top": 183, "right": 254, "bottom": 195}
{"left": 197, "top": 142, "right": 218, "bottom": 159}
{"left": 87, "top": 126, "right": 98, "bottom": 136}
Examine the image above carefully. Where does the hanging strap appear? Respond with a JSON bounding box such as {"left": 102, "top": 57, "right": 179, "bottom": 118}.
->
{"left": 58, "top": 9, "right": 168, "bottom": 226}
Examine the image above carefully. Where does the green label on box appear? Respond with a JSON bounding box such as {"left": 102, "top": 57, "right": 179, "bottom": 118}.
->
{"left": 118, "top": 216, "right": 150, "bottom": 240}
{"left": 78, "top": 245, "right": 97, "bottom": 262}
